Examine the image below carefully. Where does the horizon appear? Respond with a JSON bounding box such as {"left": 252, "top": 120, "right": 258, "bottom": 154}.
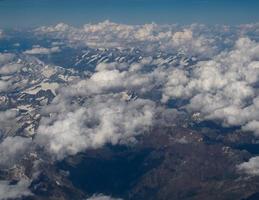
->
{"left": 1, "top": 0, "right": 259, "bottom": 28}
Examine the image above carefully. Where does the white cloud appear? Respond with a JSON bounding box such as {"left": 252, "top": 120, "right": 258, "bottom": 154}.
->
{"left": 0, "top": 136, "right": 32, "bottom": 167}
{"left": 35, "top": 94, "right": 155, "bottom": 160}
{"left": 86, "top": 194, "right": 122, "bottom": 200}
{"left": 237, "top": 156, "right": 259, "bottom": 176}
{"left": 162, "top": 68, "right": 189, "bottom": 102}
{"left": 242, "top": 120, "right": 259, "bottom": 136}
{"left": 0, "top": 54, "right": 24, "bottom": 91}
{"left": 162, "top": 37, "right": 259, "bottom": 132}
{"left": 0, "top": 109, "right": 17, "bottom": 122}
{"left": 0, "top": 30, "right": 4, "bottom": 39}
{"left": 170, "top": 29, "right": 214, "bottom": 56}
{"left": 0, "top": 80, "right": 11, "bottom": 92}
{"left": 61, "top": 60, "right": 164, "bottom": 97}
{"left": 1, "top": 22, "right": 259, "bottom": 164}
{"left": 24, "top": 46, "right": 60, "bottom": 55}
{"left": 0, "top": 53, "right": 15, "bottom": 65}
{"left": 0, "top": 63, "right": 23, "bottom": 75}
{"left": 0, "top": 179, "right": 32, "bottom": 200}
{"left": 28, "top": 32, "right": 259, "bottom": 160}
{"left": 35, "top": 21, "right": 217, "bottom": 57}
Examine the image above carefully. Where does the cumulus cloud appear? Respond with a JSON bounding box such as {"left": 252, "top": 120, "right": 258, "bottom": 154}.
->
{"left": 4, "top": 23, "right": 259, "bottom": 198}
{"left": 0, "top": 179, "right": 32, "bottom": 200}
{"left": 0, "top": 80, "right": 11, "bottom": 92}
{"left": 35, "top": 94, "right": 155, "bottom": 160}
{"left": 0, "top": 109, "right": 17, "bottom": 122}
{"left": 24, "top": 46, "right": 60, "bottom": 55}
{"left": 30, "top": 32, "right": 259, "bottom": 160}
{"left": 28, "top": 55, "right": 166, "bottom": 160}
{"left": 60, "top": 59, "right": 166, "bottom": 98}
{"left": 0, "top": 54, "right": 24, "bottom": 92}
{"left": 86, "top": 194, "right": 122, "bottom": 200}
{"left": 0, "top": 63, "right": 23, "bottom": 75}
{"left": 1, "top": 22, "right": 259, "bottom": 163}
{"left": 237, "top": 156, "right": 259, "bottom": 176}
{"left": 35, "top": 21, "right": 217, "bottom": 57}
{"left": 0, "top": 53, "right": 15, "bottom": 65}
{"left": 162, "top": 37, "right": 259, "bottom": 133}
{"left": 0, "top": 136, "right": 32, "bottom": 167}
{"left": 0, "top": 30, "right": 4, "bottom": 39}
{"left": 170, "top": 28, "right": 215, "bottom": 56}
{"left": 242, "top": 120, "right": 259, "bottom": 136}
{"left": 0, "top": 53, "right": 23, "bottom": 76}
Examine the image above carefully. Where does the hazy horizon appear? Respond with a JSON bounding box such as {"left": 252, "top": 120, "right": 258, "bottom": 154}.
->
{"left": 1, "top": 0, "right": 259, "bottom": 28}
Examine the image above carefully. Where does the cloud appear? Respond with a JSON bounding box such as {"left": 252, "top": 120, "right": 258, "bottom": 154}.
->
{"left": 2, "top": 22, "right": 259, "bottom": 164}
{"left": 86, "top": 194, "right": 122, "bottom": 200}
{"left": 60, "top": 59, "right": 165, "bottom": 98}
{"left": 30, "top": 55, "right": 166, "bottom": 160}
{"left": 162, "top": 68, "right": 189, "bottom": 102}
{"left": 171, "top": 28, "right": 215, "bottom": 56}
{"left": 162, "top": 37, "right": 259, "bottom": 132}
{"left": 0, "top": 179, "right": 32, "bottom": 200}
{"left": 0, "top": 136, "right": 32, "bottom": 167}
{"left": 29, "top": 31, "right": 259, "bottom": 160}
{"left": 3, "top": 23, "right": 259, "bottom": 198}
{"left": 237, "top": 156, "right": 259, "bottom": 176}
{"left": 0, "top": 30, "right": 4, "bottom": 39}
{"left": 0, "top": 109, "right": 17, "bottom": 122}
{"left": 242, "top": 120, "right": 259, "bottom": 136}
{"left": 0, "top": 53, "right": 24, "bottom": 92}
{"left": 24, "top": 46, "right": 60, "bottom": 55}
{"left": 35, "top": 94, "right": 155, "bottom": 160}
{"left": 0, "top": 53, "right": 15, "bottom": 65}
{"left": 0, "top": 80, "right": 11, "bottom": 92}
{"left": 35, "top": 21, "right": 217, "bottom": 57}
{"left": 0, "top": 53, "right": 23, "bottom": 76}
{"left": 0, "top": 63, "right": 24, "bottom": 75}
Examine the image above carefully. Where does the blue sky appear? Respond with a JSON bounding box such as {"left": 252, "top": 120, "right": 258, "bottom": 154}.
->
{"left": 1, "top": 0, "right": 259, "bottom": 28}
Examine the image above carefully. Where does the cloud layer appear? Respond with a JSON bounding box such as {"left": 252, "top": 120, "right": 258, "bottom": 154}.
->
{"left": 36, "top": 93, "right": 155, "bottom": 160}
{"left": 237, "top": 156, "right": 259, "bottom": 176}
{"left": 0, "top": 30, "right": 4, "bottom": 39}
{"left": 2, "top": 22, "right": 259, "bottom": 182}
{"left": 24, "top": 46, "right": 60, "bottom": 55}
{"left": 87, "top": 194, "right": 122, "bottom": 200}
{"left": 35, "top": 21, "right": 219, "bottom": 58}
{"left": 0, "top": 136, "right": 32, "bottom": 167}
{"left": 162, "top": 37, "right": 259, "bottom": 132}
{"left": 0, "top": 179, "right": 32, "bottom": 200}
